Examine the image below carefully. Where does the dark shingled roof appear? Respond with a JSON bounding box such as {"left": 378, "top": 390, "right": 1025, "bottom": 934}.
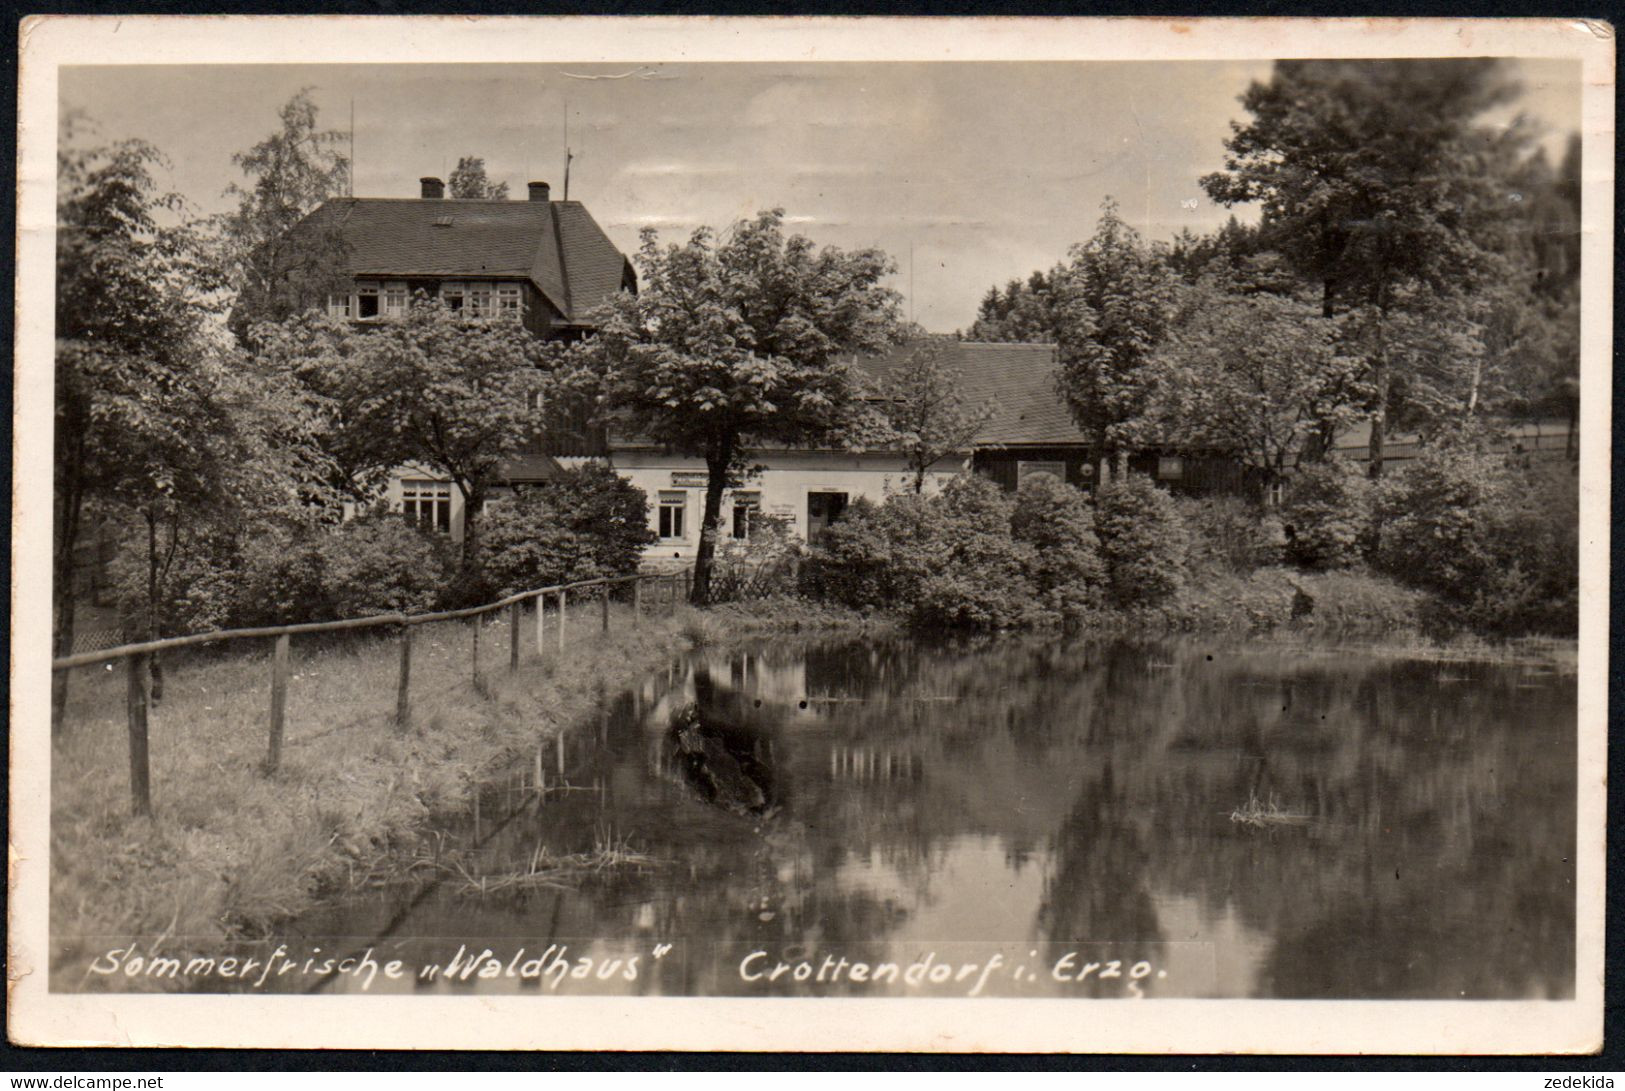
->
{"left": 853, "top": 341, "right": 1084, "bottom": 447}
{"left": 301, "top": 197, "right": 633, "bottom": 324}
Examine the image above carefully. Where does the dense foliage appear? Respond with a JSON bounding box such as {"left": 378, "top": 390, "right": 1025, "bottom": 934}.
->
{"left": 477, "top": 464, "right": 656, "bottom": 597}
{"left": 1009, "top": 474, "right": 1106, "bottom": 621}
{"left": 802, "top": 474, "right": 1111, "bottom": 630}
{"left": 1372, "top": 442, "right": 1577, "bottom": 636}
{"left": 1280, "top": 458, "right": 1375, "bottom": 570}
{"left": 110, "top": 512, "right": 455, "bottom": 632}
{"left": 1175, "top": 495, "right": 1282, "bottom": 574}
{"left": 911, "top": 476, "right": 1038, "bottom": 631}
{"left": 797, "top": 494, "right": 940, "bottom": 615}
{"left": 558, "top": 209, "right": 901, "bottom": 603}
{"left": 1093, "top": 475, "right": 1190, "bottom": 608}
{"left": 447, "top": 156, "right": 509, "bottom": 200}
{"left": 872, "top": 336, "right": 993, "bottom": 492}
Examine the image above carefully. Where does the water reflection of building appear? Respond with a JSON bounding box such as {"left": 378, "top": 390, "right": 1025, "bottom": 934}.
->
{"left": 828, "top": 746, "right": 922, "bottom": 783}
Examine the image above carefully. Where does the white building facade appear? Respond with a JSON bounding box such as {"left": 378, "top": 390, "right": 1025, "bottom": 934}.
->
{"left": 610, "top": 447, "right": 966, "bottom": 563}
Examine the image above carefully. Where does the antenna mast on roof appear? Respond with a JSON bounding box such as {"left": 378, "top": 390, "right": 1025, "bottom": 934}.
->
{"left": 562, "top": 100, "right": 573, "bottom": 201}
{"left": 908, "top": 242, "right": 915, "bottom": 326}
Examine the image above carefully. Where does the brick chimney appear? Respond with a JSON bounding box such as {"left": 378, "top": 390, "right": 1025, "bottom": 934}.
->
{"left": 420, "top": 176, "right": 444, "bottom": 199}
{"left": 528, "top": 181, "right": 551, "bottom": 203}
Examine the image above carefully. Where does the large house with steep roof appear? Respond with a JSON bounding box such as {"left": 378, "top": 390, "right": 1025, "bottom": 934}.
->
{"left": 306, "top": 177, "right": 634, "bottom": 342}
{"left": 307, "top": 175, "right": 634, "bottom": 540}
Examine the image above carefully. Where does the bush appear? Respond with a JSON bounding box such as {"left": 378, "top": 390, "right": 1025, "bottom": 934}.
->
{"left": 1374, "top": 446, "right": 1576, "bottom": 637}
{"left": 317, "top": 515, "right": 454, "bottom": 617}
{"left": 108, "top": 523, "right": 249, "bottom": 637}
{"left": 1175, "top": 495, "right": 1278, "bottom": 573}
{"left": 912, "top": 475, "right": 1037, "bottom": 630}
{"left": 1094, "top": 474, "right": 1189, "bottom": 608}
{"left": 1010, "top": 474, "right": 1105, "bottom": 621}
{"left": 1280, "top": 457, "right": 1374, "bottom": 569}
{"left": 797, "top": 493, "right": 940, "bottom": 612}
{"left": 478, "top": 463, "right": 656, "bottom": 598}
{"left": 711, "top": 513, "right": 803, "bottom": 600}
{"left": 234, "top": 514, "right": 454, "bottom": 625}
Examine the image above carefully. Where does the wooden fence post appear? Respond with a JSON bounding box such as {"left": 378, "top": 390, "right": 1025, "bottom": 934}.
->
{"left": 668, "top": 574, "right": 677, "bottom": 615}
{"left": 265, "top": 633, "right": 290, "bottom": 773}
{"left": 535, "top": 593, "right": 547, "bottom": 657}
{"left": 510, "top": 601, "right": 522, "bottom": 672}
{"left": 557, "top": 588, "right": 568, "bottom": 655}
{"left": 601, "top": 585, "right": 611, "bottom": 633}
{"left": 126, "top": 652, "right": 152, "bottom": 817}
{"left": 632, "top": 576, "right": 642, "bottom": 628}
{"left": 470, "top": 615, "right": 482, "bottom": 688}
{"left": 396, "top": 623, "right": 412, "bottom": 729}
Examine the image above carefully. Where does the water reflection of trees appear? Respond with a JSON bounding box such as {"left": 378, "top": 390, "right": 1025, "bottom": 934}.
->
{"left": 785, "top": 637, "right": 1575, "bottom": 998}
{"left": 324, "top": 635, "right": 1574, "bottom": 1000}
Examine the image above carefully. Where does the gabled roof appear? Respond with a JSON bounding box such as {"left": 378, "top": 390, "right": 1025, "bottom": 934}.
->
{"left": 852, "top": 341, "right": 1085, "bottom": 447}
{"left": 300, "top": 197, "right": 633, "bottom": 325}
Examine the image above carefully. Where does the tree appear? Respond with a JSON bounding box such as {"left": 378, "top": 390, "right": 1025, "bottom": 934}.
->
{"left": 963, "top": 266, "right": 1070, "bottom": 343}
{"left": 216, "top": 89, "right": 352, "bottom": 346}
{"left": 479, "top": 464, "right": 655, "bottom": 597}
{"left": 1053, "top": 199, "right": 1179, "bottom": 481}
{"left": 448, "top": 156, "right": 510, "bottom": 200}
{"left": 1201, "top": 59, "right": 1523, "bottom": 475}
{"left": 874, "top": 337, "right": 994, "bottom": 492}
{"left": 54, "top": 128, "right": 213, "bottom": 724}
{"left": 260, "top": 299, "right": 544, "bottom": 573}
{"left": 561, "top": 209, "right": 900, "bottom": 604}
{"left": 1148, "top": 279, "right": 1365, "bottom": 488}
{"left": 250, "top": 310, "right": 413, "bottom": 504}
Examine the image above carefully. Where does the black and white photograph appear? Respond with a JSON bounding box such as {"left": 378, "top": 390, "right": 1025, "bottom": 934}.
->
{"left": 9, "top": 16, "right": 1611, "bottom": 1053}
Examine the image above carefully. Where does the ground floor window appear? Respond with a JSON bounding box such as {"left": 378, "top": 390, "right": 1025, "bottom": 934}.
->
{"left": 1017, "top": 460, "right": 1066, "bottom": 487}
{"left": 807, "top": 491, "right": 849, "bottom": 543}
{"left": 1157, "top": 455, "right": 1184, "bottom": 481}
{"left": 731, "top": 492, "right": 760, "bottom": 539}
{"left": 402, "top": 480, "right": 453, "bottom": 533}
{"left": 356, "top": 281, "right": 381, "bottom": 319}
{"left": 658, "top": 491, "right": 687, "bottom": 540}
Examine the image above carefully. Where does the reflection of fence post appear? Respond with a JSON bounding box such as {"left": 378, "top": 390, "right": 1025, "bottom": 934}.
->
{"left": 265, "top": 633, "right": 290, "bottom": 774}
{"left": 126, "top": 652, "right": 152, "bottom": 817}
{"left": 535, "top": 593, "right": 546, "bottom": 657}
{"left": 396, "top": 623, "right": 412, "bottom": 730}
{"left": 601, "top": 584, "right": 611, "bottom": 633}
{"left": 510, "top": 601, "right": 522, "bottom": 672}
{"left": 632, "top": 576, "right": 642, "bottom": 628}
{"left": 557, "top": 588, "right": 568, "bottom": 656}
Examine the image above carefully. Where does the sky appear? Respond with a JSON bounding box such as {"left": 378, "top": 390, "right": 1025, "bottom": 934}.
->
{"left": 59, "top": 59, "right": 1580, "bottom": 333}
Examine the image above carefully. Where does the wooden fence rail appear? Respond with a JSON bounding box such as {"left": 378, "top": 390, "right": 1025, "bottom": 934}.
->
{"left": 53, "top": 568, "right": 691, "bottom": 817}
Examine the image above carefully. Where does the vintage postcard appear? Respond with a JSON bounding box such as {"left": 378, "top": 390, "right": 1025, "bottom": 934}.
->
{"left": 9, "top": 16, "right": 1613, "bottom": 1052}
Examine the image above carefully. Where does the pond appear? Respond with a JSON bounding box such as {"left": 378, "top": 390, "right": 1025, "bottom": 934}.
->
{"left": 267, "top": 634, "right": 1576, "bottom": 1000}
